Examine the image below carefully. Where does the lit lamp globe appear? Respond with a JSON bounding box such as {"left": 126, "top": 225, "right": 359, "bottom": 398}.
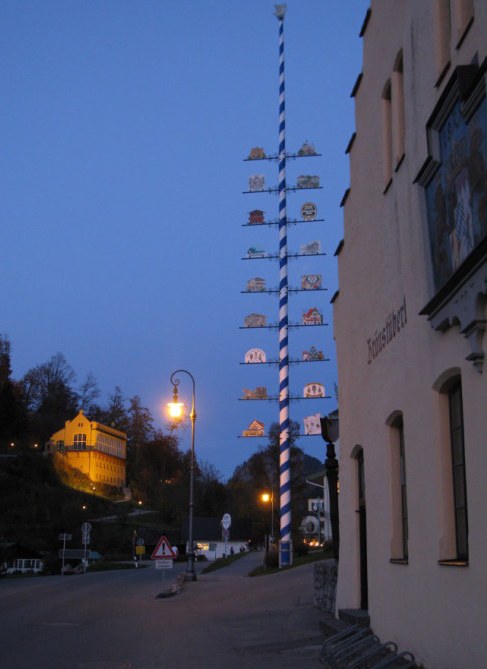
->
{"left": 167, "top": 401, "right": 184, "bottom": 420}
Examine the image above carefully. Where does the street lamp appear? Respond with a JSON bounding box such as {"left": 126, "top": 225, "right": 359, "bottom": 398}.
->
{"left": 168, "top": 369, "right": 197, "bottom": 582}
{"left": 261, "top": 492, "right": 274, "bottom": 544}
{"left": 320, "top": 416, "right": 339, "bottom": 560}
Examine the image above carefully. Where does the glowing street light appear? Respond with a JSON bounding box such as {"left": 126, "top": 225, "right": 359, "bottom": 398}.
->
{"left": 167, "top": 384, "right": 184, "bottom": 419}
{"left": 261, "top": 491, "right": 275, "bottom": 544}
{"left": 168, "top": 369, "right": 197, "bottom": 582}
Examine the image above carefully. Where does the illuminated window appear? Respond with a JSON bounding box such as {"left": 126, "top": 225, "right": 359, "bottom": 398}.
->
{"left": 73, "top": 434, "right": 87, "bottom": 450}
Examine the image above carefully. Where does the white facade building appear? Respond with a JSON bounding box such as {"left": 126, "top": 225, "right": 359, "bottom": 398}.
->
{"left": 334, "top": 2, "right": 487, "bottom": 668}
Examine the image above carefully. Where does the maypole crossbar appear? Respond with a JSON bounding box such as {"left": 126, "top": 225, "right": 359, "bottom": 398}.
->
{"left": 274, "top": 3, "right": 292, "bottom": 568}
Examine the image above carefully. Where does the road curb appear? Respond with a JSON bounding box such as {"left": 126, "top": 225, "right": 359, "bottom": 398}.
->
{"left": 155, "top": 573, "right": 185, "bottom": 599}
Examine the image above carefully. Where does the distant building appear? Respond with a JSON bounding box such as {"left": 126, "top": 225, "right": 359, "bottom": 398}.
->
{"left": 334, "top": 3, "right": 487, "bottom": 668}
{"left": 48, "top": 410, "right": 127, "bottom": 489}
{"left": 181, "top": 517, "right": 252, "bottom": 561}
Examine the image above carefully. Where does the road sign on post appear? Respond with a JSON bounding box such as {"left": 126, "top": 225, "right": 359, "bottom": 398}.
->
{"left": 151, "top": 535, "right": 177, "bottom": 559}
{"left": 221, "top": 514, "right": 231, "bottom": 557}
{"left": 59, "top": 532, "right": 72, "bottom": 576}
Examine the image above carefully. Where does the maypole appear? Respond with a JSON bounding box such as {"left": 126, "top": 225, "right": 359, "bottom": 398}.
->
{"left": 274, "top": 3, "right": 292, "bottom": 568}
{"left": 241, "top": 4, "right": 325, "bottom": 569}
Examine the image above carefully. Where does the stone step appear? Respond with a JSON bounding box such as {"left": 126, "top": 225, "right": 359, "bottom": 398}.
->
{"left": 338, "top": 607, "right": 371, "bottom": 628}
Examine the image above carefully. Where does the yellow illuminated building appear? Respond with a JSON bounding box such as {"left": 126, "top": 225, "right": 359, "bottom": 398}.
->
{"left": 48, "top": 410, "right": 126, "bottom": 488}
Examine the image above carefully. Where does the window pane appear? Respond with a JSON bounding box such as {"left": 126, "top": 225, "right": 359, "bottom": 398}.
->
{"left": 451, "top": 431, "right": 465, "bottom": 465}
{"left": 449, "top": 380, "right": 468, "bottom": 560}
{"left": 455, "top": 510, "right": 468, "bottom": 559}
{"left": 453, "top": 467, "right": 466, "bottom": 504}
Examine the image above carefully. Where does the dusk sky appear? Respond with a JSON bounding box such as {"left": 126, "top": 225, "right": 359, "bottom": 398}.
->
{"left": 1, "top": 1, "right": 368, "bottom": 480}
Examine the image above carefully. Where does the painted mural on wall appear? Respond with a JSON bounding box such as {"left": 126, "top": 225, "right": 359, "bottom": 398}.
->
{"left": 425, "top": 96, "right": 487, "bottom": 292}
{"left": 245, "top": 348, "right": 266, "bottom": 363}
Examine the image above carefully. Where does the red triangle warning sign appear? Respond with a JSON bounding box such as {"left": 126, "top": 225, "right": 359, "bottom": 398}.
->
{"left": 150, "top": 535, "right": 177, "bottom": 559}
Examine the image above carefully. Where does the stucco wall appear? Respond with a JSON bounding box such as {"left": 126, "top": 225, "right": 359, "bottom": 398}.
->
{"left": 334, "top": 2, "right": 487, "bottom": 667}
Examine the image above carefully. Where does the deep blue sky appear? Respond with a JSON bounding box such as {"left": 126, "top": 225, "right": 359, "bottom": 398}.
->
{"left": 1, "top": 1, "right": 368, "bottom": 480}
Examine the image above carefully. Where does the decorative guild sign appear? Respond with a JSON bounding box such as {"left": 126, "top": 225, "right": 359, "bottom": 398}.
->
{"left": 297, "top": 141, "right": 317, "bottom": 156}
{"left": 247, "top": 277, "right": 267, "bottom": 291}
{"left": 247, "top": 247, "right": 266, "bottom": 258}
{"left": 242, "top": 420, "right": 265, "bottom": 437}
{"left": 249, "top": 209, "right": 265, "bottom": 224}
{"left": 245, "top": 348, "right": 266, "bottom": 363}
{"left": 249, "top": 175, "right": 265, "bottom": 191}
{"left": 248, "top": 147, "right": 266, "bottom": 160}
{"left": 297, "top": 175, "right": 320, "bottom": 189}
{"left": 301, "top": 274, "right": 322, "bottom": 290}
{"left": 301, "top": 202, "right": 317, "bottom": 220}
{"left": 242, "top": 387, "right": 268, "bottom": 400}
{"left": 244, "top": 313, "right": 267, "bottom": 327}
{"left": 302, "top": 345, "right": 324, "bottom": 361}
{"left": 304, "top": 382, "right": 325, "bottom": 398}
{"left": 303, "top": 413, "right": 322, "bottom": 435}
{"left": 300, "top": 240, "right": 321, "bottom": 255}
{"left": 302, "top": 307, "right": 323, "bottom": 325}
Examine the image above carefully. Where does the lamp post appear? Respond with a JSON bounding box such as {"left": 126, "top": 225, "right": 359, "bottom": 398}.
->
{"left": 261, "top": 492, "right": 274, "bottom": 544}
{"left": 168, "top": 369, "right": 197, "bottom": 582}
{"left": 320, "top": 416, "right": 339, "bottom": 560}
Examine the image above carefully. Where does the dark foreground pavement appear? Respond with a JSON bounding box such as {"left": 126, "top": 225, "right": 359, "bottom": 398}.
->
{"left": 0, "top": 550, "right": 329, "bottom": 669}
{"left": 158, "top": 550, "right": 325, "bottom": 668}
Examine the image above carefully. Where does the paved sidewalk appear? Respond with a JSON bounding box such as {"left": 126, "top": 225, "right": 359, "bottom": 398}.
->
{"left": 158, "top": 550, "right": 326, "bottom": 667}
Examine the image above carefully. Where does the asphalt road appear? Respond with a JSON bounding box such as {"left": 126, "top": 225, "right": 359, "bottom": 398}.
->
{"left": 0, "top": 551, "right": 325, "bottom": 669}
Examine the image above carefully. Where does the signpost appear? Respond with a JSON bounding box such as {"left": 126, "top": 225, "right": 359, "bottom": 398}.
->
{"left": 150, "top": 535, "right": 177, "bottom": 560}
{"left": 221, "top": 514, "right": 232, "bottom": 557}
{"left": 59, "top": 532, "right": 72, "bottom": 575}
{"left": 81, "top": 522, "right": 92, "bottom": 573}
{"left": 151, "top": 535, "right": 177, "bottom": 589}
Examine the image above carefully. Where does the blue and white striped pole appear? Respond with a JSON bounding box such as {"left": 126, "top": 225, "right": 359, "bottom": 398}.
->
{"left": 274, "top": 3, "right": 291, "bottom": 567}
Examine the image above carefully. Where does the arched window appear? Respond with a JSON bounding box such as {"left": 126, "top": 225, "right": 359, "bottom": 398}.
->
{"left": 392, "top": 51, "right": 405, "bottom": 168}
{"left": 382, "top": 80, "right": 393, "bottom": 189}
{"left": 448, "top": 379, "right": 468, "bottom": 560}
{"left": 434, "top": 369, "right": 468, "bottom": 563}
{"left": 387, "top": 411, "right": 409, "bottom": 562}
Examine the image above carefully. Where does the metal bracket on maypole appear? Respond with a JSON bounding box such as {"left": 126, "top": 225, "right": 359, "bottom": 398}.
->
{"left": 274, "top": 3, "right": 292, "bottom": 568}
